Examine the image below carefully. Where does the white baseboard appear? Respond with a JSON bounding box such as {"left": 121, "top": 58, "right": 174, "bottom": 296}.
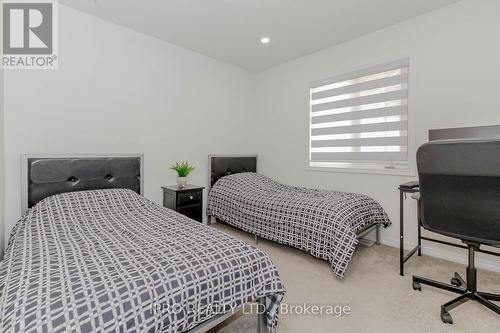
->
{"left": 381, "top": 237, "right": 500, "bottom": 274}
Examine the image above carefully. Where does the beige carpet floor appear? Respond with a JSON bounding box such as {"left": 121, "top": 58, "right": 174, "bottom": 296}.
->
{"left": 209, "top": 223, "right": 500, "bottom": 333}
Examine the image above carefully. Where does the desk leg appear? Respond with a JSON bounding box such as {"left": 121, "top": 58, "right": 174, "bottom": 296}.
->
{"left": 400, "top": 190, "right": 404, "bottom": 276}
{"left": 417, "top": 213, "right": 422, "bottom": 256}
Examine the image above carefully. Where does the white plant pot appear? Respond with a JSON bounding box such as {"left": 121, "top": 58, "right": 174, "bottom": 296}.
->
{"left": 177, "top": 177, "right": 188, "bottom": 187}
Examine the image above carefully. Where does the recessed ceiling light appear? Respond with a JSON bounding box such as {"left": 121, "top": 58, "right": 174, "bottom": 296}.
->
{"left": 260, "top": 37, "right": 270, "bottom": 44}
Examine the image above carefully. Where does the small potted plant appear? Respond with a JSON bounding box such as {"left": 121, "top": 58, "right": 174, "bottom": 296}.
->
{"left": 170, "top": 161, "right": 195, "bottom": 188}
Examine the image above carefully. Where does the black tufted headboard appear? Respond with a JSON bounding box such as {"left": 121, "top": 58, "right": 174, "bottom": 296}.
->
{"left": 208, "top": 155, "right": 257, "bottom": 192}
{"left": 21, "top": 155, "right": 143, "bottom": 212}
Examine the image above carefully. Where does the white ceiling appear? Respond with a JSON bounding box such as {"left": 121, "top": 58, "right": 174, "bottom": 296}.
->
{"left": 60, "top": 0, "right": 460, "bottom": 72}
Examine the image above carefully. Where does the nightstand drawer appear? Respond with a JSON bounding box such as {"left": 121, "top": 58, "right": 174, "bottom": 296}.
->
{"left": 177, "top": 191, "right": 202, "bottom": 206}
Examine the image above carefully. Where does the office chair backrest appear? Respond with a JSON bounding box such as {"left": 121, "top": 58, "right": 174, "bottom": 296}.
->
{"left": 417, "top": 139, "right": 500, "bottom": 246}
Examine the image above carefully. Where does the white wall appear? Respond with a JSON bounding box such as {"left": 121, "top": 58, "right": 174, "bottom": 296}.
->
{"left": 0, "top": 66, "right": 4, "bottom": 256}
{"left": 2, "top": 5, "right": 256, "bottom": 243}
{"left": 254, "top": 0, "right": 500, "bottom": 270}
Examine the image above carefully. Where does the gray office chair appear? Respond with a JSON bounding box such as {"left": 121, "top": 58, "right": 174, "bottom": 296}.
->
{"left": 413, "top": 139, "right": 500, "bottom": 324}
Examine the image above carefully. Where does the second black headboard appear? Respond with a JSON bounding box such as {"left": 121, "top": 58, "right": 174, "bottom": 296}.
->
{"left": 209, "top": 155, "right": 257, "bottom": 189}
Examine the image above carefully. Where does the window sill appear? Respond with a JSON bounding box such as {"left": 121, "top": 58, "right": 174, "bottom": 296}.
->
{"left": 306, "top": 165, "right": 415, "bottom": 177}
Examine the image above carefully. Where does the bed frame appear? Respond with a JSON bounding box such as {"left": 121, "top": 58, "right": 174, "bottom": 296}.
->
{"left": 208, "top": 154, "right": 381, "bottom": 245}
{"left": 20, "top": 154, "right": 268, "bottom": 333}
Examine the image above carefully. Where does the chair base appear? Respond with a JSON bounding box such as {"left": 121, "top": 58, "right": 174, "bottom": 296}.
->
{"left": 412, "top": 244, "right": 500, "bottom": 324}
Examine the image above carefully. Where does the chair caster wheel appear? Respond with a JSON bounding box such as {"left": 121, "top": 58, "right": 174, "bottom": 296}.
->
{"left": 441, "top": 311, "right": 453, "bottom": 324}
{"left": 451, "top": 277, "right": 462, "bottom": 287}
{"left": 412, "top": 281, "right": 422, "bottom": 291}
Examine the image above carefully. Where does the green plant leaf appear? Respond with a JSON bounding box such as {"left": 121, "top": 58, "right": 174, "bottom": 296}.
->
{"left": 170, "top": 161, "right": 195, "bottom": 177}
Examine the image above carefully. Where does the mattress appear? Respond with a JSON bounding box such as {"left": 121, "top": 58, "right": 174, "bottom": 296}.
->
{"left": 207, "top": 173, "right": 391, "bottom": 278}
{"left": 0, "top": 189, "right": 285, "bottom": 333}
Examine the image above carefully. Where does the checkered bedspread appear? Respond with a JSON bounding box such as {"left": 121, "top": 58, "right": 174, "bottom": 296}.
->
{"left": 0, "top": 189, "right": 285, "bottom": 333}
{"left": 207, "top": 173, "right": 391, "bottom": 278}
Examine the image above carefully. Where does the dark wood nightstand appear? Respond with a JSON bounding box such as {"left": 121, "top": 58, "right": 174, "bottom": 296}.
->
{"left": 162, "top": 185, "right": 205, "bottom": 222}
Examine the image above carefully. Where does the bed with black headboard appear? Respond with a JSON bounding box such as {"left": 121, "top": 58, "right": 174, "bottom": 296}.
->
{"left": 207, "top": 154, "right": 391, "bottom": 279}
{"left": 1, "top": 155, "right": 285, "bottom": 333}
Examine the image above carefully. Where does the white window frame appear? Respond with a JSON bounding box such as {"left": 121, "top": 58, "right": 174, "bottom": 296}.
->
{"left": 306, "top": 57, "right": 416, "bottom": 176}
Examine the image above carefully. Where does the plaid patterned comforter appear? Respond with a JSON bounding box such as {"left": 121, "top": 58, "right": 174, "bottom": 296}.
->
{"left": 207, "top": 173, "right": 391, "bottom": 278}
{"left": 0, "top": 189, "right": 285, "bottom": 333}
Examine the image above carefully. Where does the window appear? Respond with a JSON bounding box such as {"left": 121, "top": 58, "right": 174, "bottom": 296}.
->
{"left": 309, "top": 58, "right": 410, "bottom": 172}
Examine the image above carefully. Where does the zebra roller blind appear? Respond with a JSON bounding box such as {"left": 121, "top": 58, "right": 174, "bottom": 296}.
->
{"left": 309, "top": 58, "right": 409, "bottom": 169}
